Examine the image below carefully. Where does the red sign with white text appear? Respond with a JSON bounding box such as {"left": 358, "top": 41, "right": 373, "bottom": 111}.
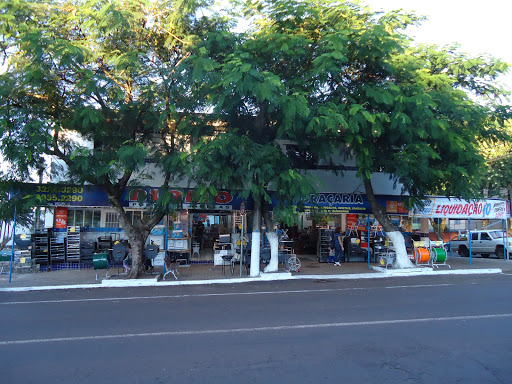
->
{"left": 55, "top": 207, "right": 68, "bottom": 229}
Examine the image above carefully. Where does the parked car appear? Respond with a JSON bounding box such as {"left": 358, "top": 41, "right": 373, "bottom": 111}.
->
{"left": 449, "top": 230, "right": 512, "bottom": 259}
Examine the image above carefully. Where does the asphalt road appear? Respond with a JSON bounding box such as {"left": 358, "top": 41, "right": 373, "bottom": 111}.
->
{"left": 1, "top": 274, "right": 512, "bottom": 384}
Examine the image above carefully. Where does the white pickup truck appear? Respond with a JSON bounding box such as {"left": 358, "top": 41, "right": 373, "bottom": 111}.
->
{"left": 449, "top": 230, "right": 512, "bottom": 259}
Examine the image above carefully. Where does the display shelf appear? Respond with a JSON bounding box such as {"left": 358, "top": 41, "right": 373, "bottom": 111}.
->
{"left": 317, "top": 228, "right": 332, "bottom": 263}
{"left": 167, "top": 237, "right": 191, "bottom": 265}
{"left": 50, "top": 233, "right": 66, "bottom": 263}
{"left": 66, "top": 226, "right": 81, "bottom": 262}
{"left": 97, "top": 236, "right": 112, "bottom": 254}
{"left": 32, "top": 230, "right": 49, "bottom": 265}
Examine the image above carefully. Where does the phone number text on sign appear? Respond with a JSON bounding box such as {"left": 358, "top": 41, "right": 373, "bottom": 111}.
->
{"left": 36, "top": 185, "right": 84, "bottom": 194}
{"left": 36, "top": 185, "right": 84, "bottom": 205}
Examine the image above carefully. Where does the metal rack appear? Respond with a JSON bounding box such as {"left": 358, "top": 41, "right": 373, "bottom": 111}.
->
{"left": 317, "top": 228, "right": 332, "bottom": 263}
{"left": 233, "top": 212, "right": 244, "bottom": 231}
{"left": 50, "top": 232, "right": 66, "bottom": 264}
{"left": 375, "top": 238, "right": 395, "bottom": 268}
{"left": 168, "top": 237, "right": 191, "bottom": 266}
{"left": 66, "top": 226, "right": 81, "bottom": 262}
{"left": 32, "top": 230, "right": 49, "bottom": 265}
{"left": 97, "top": 236, "right": 112, "bottom": 257}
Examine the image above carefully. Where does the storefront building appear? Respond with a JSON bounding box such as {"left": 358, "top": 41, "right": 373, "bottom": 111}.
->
{"left": 18, "top": 178, "right": 511, "bottom": 269}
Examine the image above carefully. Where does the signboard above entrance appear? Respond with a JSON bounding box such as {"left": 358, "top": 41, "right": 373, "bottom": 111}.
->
{"left": 29, "top": 183, "right": 251, "bottom": 210}
{"left": 303, "top": 193, "right": 409, "bottom": 215}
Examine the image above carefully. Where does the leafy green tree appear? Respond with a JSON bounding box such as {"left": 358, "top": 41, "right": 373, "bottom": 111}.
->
{"left": 194, "top": 0, "right": 511, "bottom": 268}
{"left": 187, "top": 133, "right": 318, "bottom": 275}
{"left": 0, "top": 180, "right": 35, "bottom": 251}
{"left": 0, "top": 0, "right": 224, "bottom": 277}
{"left": 481, "top": 122, "right": 512, "bottom": 200}
{"left": 320, "top": 31, "right": 511, "bottom": 265}
{"left": 183, "top": 1, "right": 341, "bottom": 274}
{"left": 2, "top": 0, "right": 509, "bottom": 276}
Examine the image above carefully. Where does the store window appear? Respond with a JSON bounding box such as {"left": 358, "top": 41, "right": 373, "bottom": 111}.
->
{"left": 67, "top": 209, "right": 74, "bottom": 225}
{"left": 126, "top": 210, "right": 143, "bottom": 225}
{"left": 75, "top": 210, "right": 84, "bottom": 226}
{"left": 66, "top": 209, "right": 102, "bottom": 227}
{"left": 105, "top": 211, "right": 120, "bottom": 228}
{"left": 84, "top": 210, "right": 100, "bottom": 227}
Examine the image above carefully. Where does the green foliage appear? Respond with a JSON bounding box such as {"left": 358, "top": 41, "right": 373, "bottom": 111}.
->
{"left": 0, "top": 0, "right": 221, "bottom": 181}
{"left": 481, "top": 122, "right": 512, "bottom": 199}
{"left": 0, "top": 179, "right": 37, "bottom": 250}
{"left": 0, "top": 0, "right": 224, "bottom": 205}
{"left": 0, "top": 183, "right": 33, "bottom": 227}
{"left": 0, "top": 0, "right": 228, "bottom": 274}
{"left": 1, "top": 0, "right": 510, "bottom": 238}
{"left": 188, "top": 0, "right": 511, "bottom": 220}
{"left": 189, "top": 133, "right": 316, "bottom": 209}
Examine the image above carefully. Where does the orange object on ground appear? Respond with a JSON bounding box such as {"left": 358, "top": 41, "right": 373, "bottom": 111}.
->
{"left": 415, "top": 247, "right": 430, "bottom": 263}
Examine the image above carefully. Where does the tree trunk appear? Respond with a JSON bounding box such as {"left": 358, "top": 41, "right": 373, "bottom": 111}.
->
{"left": 263, "top": 206, "right": 279, "bottom": 273}
{"left": 106, "top": 192, "right": 151, "bottom": 279}
{"left": 250, "top": 194, "right": 262, "bottom": 277}
{"left": 124, "top": 225, "right": 147, "bottom": 279}
{"left": 363, "top": 178, "right": 413, "bottom": 269}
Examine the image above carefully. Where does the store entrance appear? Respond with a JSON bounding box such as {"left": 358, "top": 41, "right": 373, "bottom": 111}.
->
{"left": 191, "top": 212, "right": 233, "bottom": 260}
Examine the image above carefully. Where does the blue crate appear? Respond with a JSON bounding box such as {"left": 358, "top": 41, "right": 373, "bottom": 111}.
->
{"left": 40, "top": 263, "right": 92, "bottom": 271}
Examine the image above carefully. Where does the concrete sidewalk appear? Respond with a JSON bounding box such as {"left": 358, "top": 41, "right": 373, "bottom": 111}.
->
{"left": 1, "top": 254, "right": 511, "bottom": 291}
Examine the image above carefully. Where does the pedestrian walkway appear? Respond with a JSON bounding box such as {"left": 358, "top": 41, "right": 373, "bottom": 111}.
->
{"left": 0, "top": 254, "right": 510, "bottom": 291}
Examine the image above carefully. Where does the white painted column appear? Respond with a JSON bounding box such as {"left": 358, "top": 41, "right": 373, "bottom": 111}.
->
{"left": 250, "top": 231, "right": 261, "bottom": 277}
{"left": 387, "top": 231, "right": 414, "bottom": 269}
{"left": 264, "top": 231, "right": 279, "bottom": 272}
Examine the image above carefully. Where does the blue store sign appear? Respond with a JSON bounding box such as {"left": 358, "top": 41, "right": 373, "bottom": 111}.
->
{"left": 304, "top": 193, "right": 409, "bottom": 215}
{"left": 29, "top": 184, "right": 408, "bottom": 215}
{"left": 30, "top": 184, "right": 253, "bottom": 210}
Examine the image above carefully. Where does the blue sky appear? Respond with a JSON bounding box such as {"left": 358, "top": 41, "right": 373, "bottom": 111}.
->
{"left": 363, "top": 0, "right": 512, "bottom": 93}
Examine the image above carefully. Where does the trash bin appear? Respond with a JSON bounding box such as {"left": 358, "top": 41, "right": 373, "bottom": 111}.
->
{"left": 93, "top": 252, "right": 109, "bottom": 280}
{"left": 93, "top": 253, "right": 108, "bottom": 270}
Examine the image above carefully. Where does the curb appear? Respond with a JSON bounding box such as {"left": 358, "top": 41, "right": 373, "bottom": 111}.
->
{"left": 372, "top": 267, "right": 503, "bottom": 277}
{"left": 0, "top": 267, "right": 504, "bottom": 292}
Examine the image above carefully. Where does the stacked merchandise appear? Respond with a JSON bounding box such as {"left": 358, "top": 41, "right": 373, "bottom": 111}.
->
{"left": 66, "top": 226, "right": 81, "bottom": 263}
{"left": 13, "top": 250, "right": 34, "bottom": 273}
{"left": 344, "top": 238, "right": 362, "bottom": 262}
{"left": 49, "top": 231, "right": 66, "bottom": 265}
{"left": 32, "top": 229, "right": 50, "bottom": 266}
{"left": 214, "top": 234, "right": 232, "bottom": 266}
{"left": 359, "top": 229, "right": 370, "bottom": 252}
{"left": 317, "top": 228, "right": 332, "bottom": 263}
{"left": 372, "top": 236, "right": 388, "bottom": 265}
{"left": 80, "top": 241, "right": 96, "bottom": 266}
{"left": 14, "top": 234, "right": 32, "bottom": 250}
{"left": 97, "top": 236, "right": 113, "bottom": 259}
{"left": 168, "top": 221, "right": 190, "bottom": 265}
